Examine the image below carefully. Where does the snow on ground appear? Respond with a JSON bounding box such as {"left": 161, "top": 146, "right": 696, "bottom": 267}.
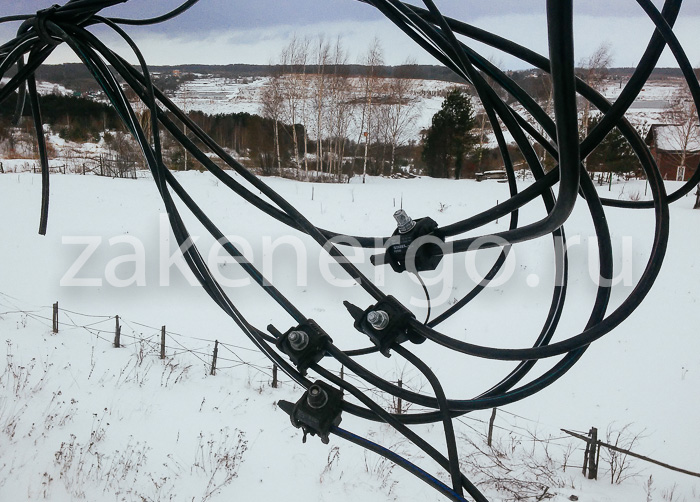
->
{"left": 0, "top": 169, "right": 699, "bottom": 501}
{"left": 0, "top": 78, "right": 72, "bottom": 97}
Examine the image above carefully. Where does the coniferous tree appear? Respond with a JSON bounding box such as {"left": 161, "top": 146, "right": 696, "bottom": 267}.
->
{"left": 585, "top": 114, "right": 638, "bottom": 174}
{"left": 421, "top": 88, "right": 477, "bottom": 179}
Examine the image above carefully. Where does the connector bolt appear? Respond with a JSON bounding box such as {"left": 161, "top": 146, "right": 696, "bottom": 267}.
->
{"left": 307, "top": 384, "right": 329, "bottom": 409}
{"left": 367, "top": 310, "right": 390, "bottom": 330}
{"left": 393, "top": 209, "right": 416, "bottom": 234}
{"left": 288, "top": 330, "right": 309, "bottom": 351}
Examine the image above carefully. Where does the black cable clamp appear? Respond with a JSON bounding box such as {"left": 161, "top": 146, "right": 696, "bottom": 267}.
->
{"left": 344, "top": 295, "right": 422, "bottom": 357}
{"left": 278, "top": 381, "right": 343, "bottom": 444}
{"left": 33, "top": 5, "right": 62, "bottom": 46}
{"left": 268, "top": 319, "right": 331, "bottom": 375}
{"left": 370, "top": 209, "right": 444, "bottom": 273}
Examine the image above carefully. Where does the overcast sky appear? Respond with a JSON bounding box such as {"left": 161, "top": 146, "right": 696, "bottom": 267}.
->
{"left": 1, "top": 0, "right": 699, "bottom": 70}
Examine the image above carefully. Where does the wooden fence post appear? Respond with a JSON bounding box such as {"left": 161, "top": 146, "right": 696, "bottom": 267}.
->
{"left": 563, "top": 427, "right": 700, "bottom": 479}
{"left": 581, "top": 427, "right": 599, "bottom": 478}
{"left": 210, "top": 340, "right": 218, "bottom": 376}
{"left": 488, "top": 408, "right": 498, "bottom": 446}
{"left": 588, "top": 427, "right": 599, "bottom": 480}
{"left": 52, "top": 302, "right": 58, "bottom": 333}
{"left": 113, "top": 315, "right": 121, "bottom": 348}
{"left": 160, "top": 326, "right": 166, "bottom": 359}
{"left": 271, "top": 364, "right": 278, "bottom": 388}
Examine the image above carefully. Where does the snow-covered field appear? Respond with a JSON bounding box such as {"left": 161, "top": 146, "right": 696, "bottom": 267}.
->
{"left": 1, "top": 169, "right": 698, "bottom": 501}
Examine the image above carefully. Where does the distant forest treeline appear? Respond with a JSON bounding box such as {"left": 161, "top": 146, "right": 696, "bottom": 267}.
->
{"left": 0, "top": 92, "right": 390, "bottom": 176}
{"left": 0, "top": 94, "right": 121, "bottom": 142}
{"left": 7, "top": 63, "right": 692, "bottom": 94}
{"left": 11, "top": 63, "right": 462, "bottom": 93}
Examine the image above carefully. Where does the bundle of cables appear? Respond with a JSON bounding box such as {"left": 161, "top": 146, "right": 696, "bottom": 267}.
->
{"left": 1, "top": 1, "right": 698, "bottom": 500}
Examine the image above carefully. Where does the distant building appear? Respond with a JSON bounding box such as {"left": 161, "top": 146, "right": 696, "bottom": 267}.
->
{"left": 645, "top": 123, "right": 700, "bottom": 181}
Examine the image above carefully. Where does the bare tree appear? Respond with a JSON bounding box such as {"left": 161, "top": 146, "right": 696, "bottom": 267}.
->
{"left": 180, "top": 87, "right": 192, "bottom": 171}
{"left": 103, "top": 131, "right": 140, "bottom": 178}
{"left": 279, "top": 35, "right": 310, "bottom": 177}
{"left": 381, "top": 59, "right": 422, "bottom": 173}
{"left": 260, "top": 66, "right": 285, "bottom": 173}
{"left": 296, "top": 38, "right": 312, "bottom": 179}
{"left": 578, "top": 42, "right": 614, "bottom": 140}
{"left": 525, "top": 71, "right": 555, "bottom": 170}
{"left": 662, "top": 86, "right": 699, "bottom": 186}
{"left": 311, "top": 36, "right": 331, "bottom": 175}
{"left": 358, "top": 38, "right": 384, "bottom": 183}
{"left": 602, "top": 423, "right": 646, "bottom": 485}
{"left": 326, "top": 36, "right": 353, "bottom": 180}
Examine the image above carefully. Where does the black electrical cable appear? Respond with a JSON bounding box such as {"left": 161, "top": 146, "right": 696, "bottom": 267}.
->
{"left": 10, "top": 0, "right": 576, "bottom": 440}
{"left": 107, "top": 0, "right": 200, "bottom": 25}
{"left": 33, "top": 7, "right": 312, "bottom": 395}
{"left": 394, "top": 344, "right": 463, "bottom": 497}
{"left": 63, "top": 0, "right": 567, "bottom": 261}
{"left": 406, "top": 0, "right": 698, "bottom": 208}
{"left": 2, "top": 2, "right": 695, "bottom": 501}
{"left": 404, "top": 2, "right": 672, "bottom": 359}
{"left": 24, "top": 58, "right": 50, "bottom": 235}
{"left": 77, "top": 0, "right": 573, "bottom": 257}
{"left": 332, "top": 426, "right": 468, "bottom": 502}
{"left": 410, "top": 271, "right": 431, "bottom": 324}
{"left": 313, "top": 364, "right": 489, "bottom": 502}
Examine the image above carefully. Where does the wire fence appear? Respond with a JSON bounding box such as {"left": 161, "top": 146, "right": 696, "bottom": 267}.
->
{"left": 0, "top": 292, "right": 582, "bottom": 452}
{"left": 0, "top": 293, "right": 281, "bottom": 385}
{"left": 7, "top": 294, "right": 697, "bottom": 482}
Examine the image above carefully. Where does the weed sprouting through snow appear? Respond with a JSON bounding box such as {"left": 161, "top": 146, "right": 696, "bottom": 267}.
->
{"left": 192, "top": 428, "right": 248, "bottom": 501}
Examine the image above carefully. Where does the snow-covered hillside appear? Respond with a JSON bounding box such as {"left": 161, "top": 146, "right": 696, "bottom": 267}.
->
{"left": 23, "top": 71, "right": 685, "bottom": 143}
{"left": 600, "top": 80, "right": 682, "bottom": 127}
{"left": 168, "top": 74, "right": 685, "bottom": 139}
{"left": 168, "top": 74, "right": 457, "bottom": 140}
{"left": 1, "top": 170, "right": 698, "bottom": 501}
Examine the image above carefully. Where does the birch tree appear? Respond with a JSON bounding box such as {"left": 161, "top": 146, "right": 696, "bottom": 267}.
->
{"left": 382, "top": 60, "right": 421, "bottom": 173}
{"left": 357, "top": 38, "right": 384, "bottom": 183}
{"left": 578, "top": 43, "right": 613, "bottom": 140}
{"left": 260, "top": 66, "right": 284, "bottom": 173}
{"left": 280, "top": 35, "right": 310, "bottom": 178}
{"left": 662, "top": 87, "right": 699, "bottom": 179}
{"left": 326, "top": 37, "right": 352, "bottom": 180}
{"left": 312, "top": 36, "right": 330, "bottom": 175}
